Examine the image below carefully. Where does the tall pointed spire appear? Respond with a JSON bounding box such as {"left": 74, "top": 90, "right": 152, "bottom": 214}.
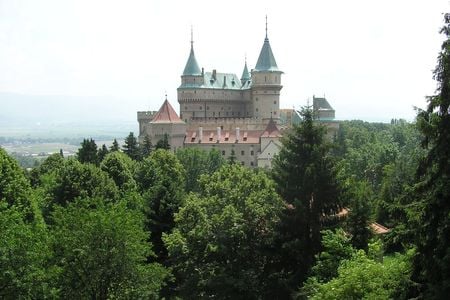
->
{"left": 241, "top": 55, "right": 251, "bottom": 83}
{"left": 255, "top": 16, "right": 279, "bottom": 72}
{"left": 182, "top": 26, "right": 201, "bottom": 76}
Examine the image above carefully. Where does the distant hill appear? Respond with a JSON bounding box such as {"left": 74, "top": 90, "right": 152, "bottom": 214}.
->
{"left": 0, "top": 93, "right": 138, "bottom": 138}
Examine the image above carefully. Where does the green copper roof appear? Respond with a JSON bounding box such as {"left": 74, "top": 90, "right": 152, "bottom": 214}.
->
{"left": 182, "top": 44, "right": 201, "bottom": 76}
{"left": 254, "top": 36, "right": 279, "bottom": 72}
{"left": 240, "top": 61, "right": 251, "bottom": 81}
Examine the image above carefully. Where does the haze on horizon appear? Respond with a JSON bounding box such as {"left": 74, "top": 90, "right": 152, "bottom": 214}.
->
{"left": 0, "top": 0, "right": 448, "bottom": 125}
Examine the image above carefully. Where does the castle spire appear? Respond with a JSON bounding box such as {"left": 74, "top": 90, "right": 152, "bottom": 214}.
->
{"left": 255, "top": 16, "right": 279, "bottom": 72}
{"left": 240, "top": 55, "right": 251, "bottom": 84}
{"left": 182, "top": 26, "right": 201, "bottom": 76}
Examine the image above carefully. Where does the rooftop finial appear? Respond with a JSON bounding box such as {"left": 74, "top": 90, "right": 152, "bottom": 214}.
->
{"left": 265, "top": 15, "right": 268, "bottom": 39}
{"left": 165, "top": 91, "right": 167, "bottom": 101}
{"left": 190, "top": 25, "right": 193, "bottom": 48}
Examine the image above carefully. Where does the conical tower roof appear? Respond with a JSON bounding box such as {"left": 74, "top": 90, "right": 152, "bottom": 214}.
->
{"left": 261, "top": 117, "right": 281, "bottom": 137}
{"left": 241, "top": 60, "right": 251, "bottom": 81}
{"left": 182, "top": 30, "right": 201, "bottom": 76}
{"left": 151, "top": 98, "right": 184, "bottom": 124}
{"left": 255, "top": 17, "right": 279, "bottom": 72}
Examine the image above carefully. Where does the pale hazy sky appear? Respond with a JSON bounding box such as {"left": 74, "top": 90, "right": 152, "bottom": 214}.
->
{"left": 0, "top": 0, "right": 448, "bottom": 122}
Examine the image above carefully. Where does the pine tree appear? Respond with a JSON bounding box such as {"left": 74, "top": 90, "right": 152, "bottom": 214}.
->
{"left": 77, "top": 138, "right": 98, "bottom": 165}
{"left": 410, "top": 13, "right": 450, "bottom": 298}
{"left": 122, "top": 132, "right": 141, "bottom": 160}
{"left": 97, "top": 144, "right": 109, "bottom": 163}
{"left": 272, "top": 106, "right": 342, "bottom": 289}
{"left": 110, "top": 139, "right": 120, "bottom": 152}
{"left": 155, "top": 133, "right": 170, "bottom": 150}
{"left": 140, "top": 135, "right": 153, "bottom": 158}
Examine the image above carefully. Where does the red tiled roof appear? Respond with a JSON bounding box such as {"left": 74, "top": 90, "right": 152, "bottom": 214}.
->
{"left": 151, "top": 99, "right": 184, "bottom": 123}
{"left": 261, "top": 118, "right": 281, "bottom": 138}
{"left": 370, "top": 222, "right": 391, "bottom": 234}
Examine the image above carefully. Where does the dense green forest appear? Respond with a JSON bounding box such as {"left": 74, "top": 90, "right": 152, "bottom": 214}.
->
{"left": 1, "top": 14, "right": 450, "bottom": 300}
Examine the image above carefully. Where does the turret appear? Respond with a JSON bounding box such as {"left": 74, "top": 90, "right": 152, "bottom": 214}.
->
{"left": 180, "top": 28, "right": 204, "bottom": 86}
{"left": 240, "top": 59, "right": 251, "bottom": 86}
{"left": 251, "top": 17, "right": 283, "bottom": 121}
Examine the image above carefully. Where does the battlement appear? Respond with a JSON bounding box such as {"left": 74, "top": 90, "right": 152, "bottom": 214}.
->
{"left": 137, "top": 111, "right": 157, "bottom": 121}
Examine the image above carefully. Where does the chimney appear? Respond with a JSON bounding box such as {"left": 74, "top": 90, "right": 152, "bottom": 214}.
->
{"left": 201, "top": 67, "right": 204, "bottom": 76}
{"left": 212, "top": 69, "right": 217, "bottom": 80}
{"left": 236, "top": 127, "right": 240, "bottom": 142}
{"left": 216, "top": 126, "right": 221, "bottom": 143}
{"left": 199, "top": 127, "right": 203, "bottom": 143}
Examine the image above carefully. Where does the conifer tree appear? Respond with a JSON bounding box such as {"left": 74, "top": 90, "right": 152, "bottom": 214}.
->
{"left": 97, "top": 144, "right": 109, "bottom": 163}
{"left": 155, "top": 133, "right": 170, "bottom": 150}
{"left": 140, "top": 135, "right": 153, "bottom": 158}
{"left": 410, "top": 13, "right": 450, "bottom": 298}
{"left": 123, "top": 132, "right": 140, "bottom": 160}
{"left": 272, "top": 106, "right": 342, "bottom": 288}
{"left": 110, "top": 139, "right": 120, "bottom": 152}
{"left": 77, "top": 138, "right": 98, "bottom": 165}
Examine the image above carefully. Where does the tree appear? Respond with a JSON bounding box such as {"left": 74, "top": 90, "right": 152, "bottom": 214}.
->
{"left": 97, "top": 144, "right": 109, "bottom": 162}
{"left": 163, "top": 164, "right": 284, "bottom": 298}
{"left": 305, "top": 249, "right": 412, "bottom": 300}
{"left": 345, "top": 180, "right": 373, "bottom": 251}
{"left": 52, "top": 158, "right": 119, "bottom": 207}
{"left": 0, "top": 147, "right": 35, "bottom": 219}
{"left": 410, "top": 13, "right": 450, "bottom": 298}
{"left": 110, "top": 138, "right": 120, "bottom": 152}
{"left": 51, "top": 198, "right": 167, "bottom": 299}
{"left": 77, "top": 138, "right": 98, "bottom": 165}
{"left": 176, "top": 148, "right": 225, "bottom": 193}
{"left": 227, "top": 148, "right": 237, "bottom": 164}
{"left": 140, "top": 135, "right": 153, "bottom": 159}
{"left": 100, "top": 151, "right": 137, "bottom": 193}
{"left": 0, "top": 204, "right": 56, "bottom": 298}
{"left": 155, "top": 133, "right": 170, "bottom": 150}
{"left": 123, "top": 132, "right": 141, "bottom": 160}
{"left": 136, "top": 149, "right": 185, "bottom": 261}
{"left": 271, "top": 107, "right": 342, "bottom": 289}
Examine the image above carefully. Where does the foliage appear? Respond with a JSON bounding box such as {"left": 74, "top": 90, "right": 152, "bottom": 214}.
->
{"left": 97, "top": 144, "right": 109, "bottom": 162}
{"left": 0, "top": 147, "right": 35, "bottom": 219}
{"left": 110, "top": 138, "right": 120, "bottom": 152}
{"left": 345, "top": 180, "right": 373, "bottom": 251}
{"left": 50, "top": 198, "right": 167, "bottom": 299}
{"left": 155, "top": 133, "right": 170, "bottom": 150}
{"left": 140, "top": 134, "right": 153, "bottom": 159}
{"left": 136, "top": 149, "right": 185, "bottom": 260}
{"left": 309, "top": 229, "right": 354, "bottom": 283}
{"left": 76, "top": 138, "right": 98, "bottom": 165}
{"left": 271, "top": 107, "right": 342, "bottom": 287}
{"left": 305, "top": 249, "right": 412, "bottom": 300}
{"left": 123, "top": 132, "right": 141, "bottom": 160}
{"left": 100, "top": 151, "right": 137, "bottom": 191}
{"left": 164, "top": 164, "right": 284, "bottom": 298}
{"left": 52, "top": 158, "right": 119, "bottom": 207}
{"left": 410, "top": 13, "right": 450, "bottom": 298}
{"left": 0, "top": 203, "right": 56, "bottom": 299}
{"left": 176, "top": 148, "right": 225, "bottom": 193}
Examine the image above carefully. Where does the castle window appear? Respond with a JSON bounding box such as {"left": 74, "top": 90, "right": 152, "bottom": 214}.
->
{"left": 274, "top": 101, "right": 277, "bottom": 104}
{"left": 219, "top": 112, "right": 220, "bottom": 116}
{"left": 241, "top": 150, "right": 245, "bottom": 156}
{"left": 213, "top": 112, "right": 215, "bottom": 116}
{"left": 221, "top": 107, "right": 224, "bottom": 110}
{"left": 193, "top": 112, "right": 195, "bottom": 117}
{"left": 274, "top": 111, "right": 277, "bottom": 115}
{"left": 256, "top": 108, "right": 259, "bottom": 112}
{"left": 256, "top": 97, "right": 258, "bottom": 101}
{"left": 207, "top": 106, "right": 210, "bottom": 110}
{"left": 250, "top": 161, "right": 254, "bottom": 166}
{"left": 200, "top": 106, "right": 202, "bottom": 110}
{"left": 251, "top": 150, "right": 254, "bottom": 156}
{"left": 185, "top": 106, "right": 188, "bottom": 110}
{"left": 241, "top": 161, "right": 245, "bottom": 166}
{"left": 265, "top": 76, "right": 267, "bottom": 82}
{"left": 222, "top": 150, "right": 225, "bottom": 156}
{"left": 232, "top": 112, "right": 234, "bottom": 116}
{"left": 226, "top": 112, "right": 229, "bottom": 116}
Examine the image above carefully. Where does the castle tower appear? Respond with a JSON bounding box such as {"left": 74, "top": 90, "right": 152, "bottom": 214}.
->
{"left": 181, "top": 28, "right": 204, "bottom": 87}
{"left": 251, "top": 17, "right": 283, "bottom": 121}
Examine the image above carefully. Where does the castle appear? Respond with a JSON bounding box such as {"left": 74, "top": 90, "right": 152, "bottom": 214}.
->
{"left": 138, "top": 23, "right": 338, "bottom": 167}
